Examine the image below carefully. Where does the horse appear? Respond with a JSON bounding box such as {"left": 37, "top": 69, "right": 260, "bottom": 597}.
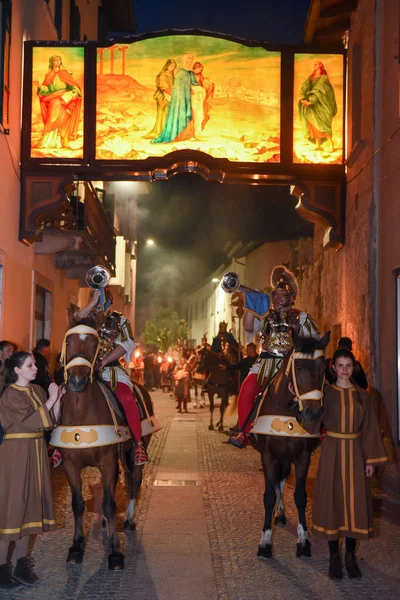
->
{"left": 251, "top": 332, "right": 330, "bottom": 560}
{"left": 197, "top": 347, "right": 234, "bottom": 431}
{"left": 52, "top": 316, "right": 152, "bottom": 570}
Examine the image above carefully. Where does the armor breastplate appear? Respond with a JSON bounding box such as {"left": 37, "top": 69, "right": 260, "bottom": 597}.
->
{"left": 98, "top": 311, "right": 122, "bottom": 359}
{"left": 260, "top": 309, "right": 300, "bottom": 357}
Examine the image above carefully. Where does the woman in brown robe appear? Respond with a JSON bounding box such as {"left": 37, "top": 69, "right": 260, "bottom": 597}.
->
{"left": 300, "top": 348, "right": 387, "bottom": 580}
{"left": 0, "top": 352, "right": 64, "bottom": 589}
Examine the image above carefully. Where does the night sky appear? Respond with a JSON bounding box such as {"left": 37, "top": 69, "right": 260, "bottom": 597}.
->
{"left": 133, "top": 0, "right": 313, "bottom": 318}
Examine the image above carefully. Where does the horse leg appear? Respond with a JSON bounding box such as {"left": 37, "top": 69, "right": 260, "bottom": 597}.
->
{"left": 100, "top": 459, "right": 124, "bottom": 570}
{"left": 294, "top": 453, "right": 312, "bottom": 558}
{"left": 63, "top": 459, "right": 86, "bottom": 564}
{"left": 274, "top": 461, "right": 291, "bottom": 527}
{"left": 218, "top": 390, "right": 229, "bottom": 431}
{"left": 208, "top": 390, "right": 214, "bottom": 430}
{"left": 257, "top": 453, "right": 278, "bottom": 560}
{"left": 123, "top": 458, "right": 146, "bottom": 532}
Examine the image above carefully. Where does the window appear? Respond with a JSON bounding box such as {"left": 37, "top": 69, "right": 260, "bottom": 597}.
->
{"left": 70, "top": 0, "right": 81, "bottom": 41}
{"left": 35, "top": 285, "right": 52, "bottom": 342}
{"left": 397, "top": 272, "right": 400, "bottom": 441}
{"left": 0, "top": 263, "right": 3, "bottom": 332}
{"left": 98, "top": 6, "right": 108, "bottom": 41}
{"left": 55, "top": 0, "right": 62, "bottom": 39}
{"left": 0, "top": 0, "right": 11, "bottom": 133}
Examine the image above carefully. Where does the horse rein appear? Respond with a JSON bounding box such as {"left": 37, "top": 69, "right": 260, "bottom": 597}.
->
{"left": 285, "top": 350, "right": 325, "bottom": 411}
{"left": 60, "top": 325, "right": 100, "bottom": 384}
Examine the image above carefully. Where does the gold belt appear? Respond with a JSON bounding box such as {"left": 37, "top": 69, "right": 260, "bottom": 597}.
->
{"left": 326, "top": 431, "right": 360, "bottom": 439}
{"left": 3, "top": 432, "right": 44, "bottom": 440}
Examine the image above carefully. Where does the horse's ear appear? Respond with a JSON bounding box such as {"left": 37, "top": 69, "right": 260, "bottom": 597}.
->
{"left": 292, "top": 329, "right": 303, "bottom": 351}
{"left": 67, "top": 307, "right": 77, "bottom": 328}
{"left": 317, "top": 331, "right": 331, "bottom": 350}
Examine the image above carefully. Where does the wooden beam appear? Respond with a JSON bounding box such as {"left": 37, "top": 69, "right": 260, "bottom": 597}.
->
{"left": 303, "top": 0, "right": 322, "bottom": 44}
{"left": 320, "top": 0, "right": 358, "bottom": 19}
{"left": 314, "top": 19, "right": 351, "bottom": 39}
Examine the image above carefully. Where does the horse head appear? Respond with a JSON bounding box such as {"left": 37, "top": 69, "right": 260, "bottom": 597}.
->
{"left": 62, "top": 314, "right": 102, "bottom": 392}
{"left": 285, "top": 331, "right": 331, "bottom": 423}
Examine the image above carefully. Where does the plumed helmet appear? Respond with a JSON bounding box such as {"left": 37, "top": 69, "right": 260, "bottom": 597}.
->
{"left": 270, "top": 265, "right": 298, "bottom": 301}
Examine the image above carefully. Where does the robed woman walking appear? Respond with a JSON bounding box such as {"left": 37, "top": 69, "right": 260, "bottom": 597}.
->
{"left": 0, "top": 352, "right": 64, "bottom": 588}
{"left": 299, "top": 348, "right": 387, "bottom": 579}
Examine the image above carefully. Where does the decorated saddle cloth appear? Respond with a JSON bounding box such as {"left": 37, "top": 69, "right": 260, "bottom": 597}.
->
{"left": 99, "top": 380, "right": 161, "bottom": 437}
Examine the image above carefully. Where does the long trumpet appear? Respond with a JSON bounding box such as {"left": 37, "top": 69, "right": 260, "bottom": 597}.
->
{"left": 85, "top": 265, "right": 111, "bottom": 289}
{"left": 220, "top": 272, "right": 257, "bottom": 294}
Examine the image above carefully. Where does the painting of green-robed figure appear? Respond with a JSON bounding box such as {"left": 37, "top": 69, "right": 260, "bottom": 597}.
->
{"left": 293, "top": 53, "right": 344, "bottom": 164}
{"left": 95, "top": 35, "right": 281, "bottom": 163}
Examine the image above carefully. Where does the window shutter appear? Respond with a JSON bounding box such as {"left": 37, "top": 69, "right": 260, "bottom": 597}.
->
{"left": 0, "top": 0, "right": 11, "bottom": 133}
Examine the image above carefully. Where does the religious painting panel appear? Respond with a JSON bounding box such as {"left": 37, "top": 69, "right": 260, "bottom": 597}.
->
{"left": 293, "top": 53, "right": 344, "bottom": 165}
{"left": 95, "top": 36, "right": 281, "bottom": 163}
{"left": 31, "top": 47, "right": 84, "bottom": 159}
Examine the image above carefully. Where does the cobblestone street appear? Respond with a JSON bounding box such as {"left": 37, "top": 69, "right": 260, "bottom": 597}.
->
{"left": 2, "top": 391, "right": 399, "bottom": 600}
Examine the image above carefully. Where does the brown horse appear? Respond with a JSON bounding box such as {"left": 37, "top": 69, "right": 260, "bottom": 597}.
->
{"left": 52, "top": 317, "right": 152, "bottom": 570}
{"left": 198, "top": 348, "right": 234, "bottom": 431}
{"left": 251, "top": 332, "right": 330, "bottom": 559}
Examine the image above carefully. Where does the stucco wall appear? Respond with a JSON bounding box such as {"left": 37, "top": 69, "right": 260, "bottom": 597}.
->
{"left": 0, "top": 1, "right": 102, "bottom": 373}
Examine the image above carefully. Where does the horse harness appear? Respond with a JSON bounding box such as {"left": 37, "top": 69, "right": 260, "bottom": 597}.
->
{"left": 251, "top": 349, "right": 324, "bottom": 439}
{"left": 52, "top": 324, "right": 131, "bottom": 449}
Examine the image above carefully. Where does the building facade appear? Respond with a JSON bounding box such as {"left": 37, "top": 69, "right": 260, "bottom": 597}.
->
{"left": 301, "top": 0, "right": 400, "bottom": 490}
{"left": 0, "top": 0, "right": 136, "bottom": 370}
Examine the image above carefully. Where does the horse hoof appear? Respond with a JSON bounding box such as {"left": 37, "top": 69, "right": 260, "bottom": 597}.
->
{"left": 208, "top": 425, "right": 214, "bottom": 430}
{"left": 274, "top": 514, "right": 287, "bottom": 527}
{"left": 108, "top": 552, "right": 125, "bottom": 570}
{"left": 123, "top": 520, "right": 136, "bottom": 532}
{"left": 67, "top": 546, "right": 84, "bottom": 564}
{"left": 257, "top": 544, "right": 272, "bottom": 560}
{"left": 218, "top": 425, "right": 224, "bottom": 432}
{"left": 296, "top": 540, "right": 312, "bottom": 558}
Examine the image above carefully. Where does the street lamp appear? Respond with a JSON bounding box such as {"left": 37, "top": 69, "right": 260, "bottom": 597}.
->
{"left": 146, "top": 239, "right": 155, "bottom": 247}
{"left": 211, "top": 278, "right": 219, "bottom": 283}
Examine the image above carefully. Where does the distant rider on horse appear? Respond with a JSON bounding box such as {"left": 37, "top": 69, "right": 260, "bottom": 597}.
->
{"left": 211, "top": 321, "right": 239, "bottom": 358}
{"left": 229, "top": 265, "right": 320, "bottom": 448}
{"left": 76, "top": 288, "right": 148, "bottom": 465}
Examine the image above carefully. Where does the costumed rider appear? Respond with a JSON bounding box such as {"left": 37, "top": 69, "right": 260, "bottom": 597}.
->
{"left": 211, "top": 321, "right": 239, "bottom": 358}
{"left": 229, "top": 265, "right": 320, "bottom": 448}
{"left": 76, "top": 288, "right": 148, "bottom": 466}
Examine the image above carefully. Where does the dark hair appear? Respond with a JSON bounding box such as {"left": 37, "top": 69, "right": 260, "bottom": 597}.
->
{"left": 332, "top": 348, "right": 356, "bottom": 366}
{"left": 4, "top": 351, "right": 32, "bottom": 386}
{"left": 0, "top": 340, "right": 12, "bottom": 352}
{"left": 331, "top": 348, "right": 362, "bottom": 404}
{"left": 34, "top": 339, "right": 50, "bottom": 351}
{"left": 338, "top": 337, "right": 352, "bottom": 351}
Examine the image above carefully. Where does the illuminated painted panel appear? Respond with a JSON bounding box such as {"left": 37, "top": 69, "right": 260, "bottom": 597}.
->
{"left": 293, "top": 54, "right": 344, "bottom": 164}
{"left": 31, "top": 47, "right": 84, "bottom": 159}
{"left": 95, "top": 36, "right": 281, "bottom": 163}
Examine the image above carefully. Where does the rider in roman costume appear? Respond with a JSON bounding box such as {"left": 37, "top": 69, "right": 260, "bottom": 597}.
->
{"left": 76, "top": 288, "right": 148, "bottom": 466}
{"left": 211, "top": 321, "right": 239, "bottom": 357}
{"left": 229, "top": 265, "right": 320, "bottom": 448}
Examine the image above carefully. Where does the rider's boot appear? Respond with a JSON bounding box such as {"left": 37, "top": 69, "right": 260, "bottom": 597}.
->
{"left": 229, "top": 431, "right": 248, "bottom": 448}
{"left": 133, "top": 442, "right": 148, "bottom": 466}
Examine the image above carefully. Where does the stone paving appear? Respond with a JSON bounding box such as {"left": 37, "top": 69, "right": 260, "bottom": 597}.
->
{"left": 1, "top": 391, "right": 399, "bottom": 600}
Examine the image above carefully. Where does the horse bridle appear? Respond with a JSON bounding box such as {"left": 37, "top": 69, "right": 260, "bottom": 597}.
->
{"left": 284, "top": 349, "right": 325, "bottom": 411}
{"left": 60, "top": 325, "right": 100, "bottom": 384}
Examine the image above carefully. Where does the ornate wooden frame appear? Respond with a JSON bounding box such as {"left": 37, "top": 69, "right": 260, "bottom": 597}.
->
{"left": 20, "top": 31, "right": 346, "bottom": 249}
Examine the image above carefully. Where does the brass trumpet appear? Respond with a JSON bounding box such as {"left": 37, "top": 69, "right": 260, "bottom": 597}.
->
{"left": 85, "top": 265, "right": 111, "bottom": 289}
{"left": 220, "top": 272, "right": 257, "bottom": 294}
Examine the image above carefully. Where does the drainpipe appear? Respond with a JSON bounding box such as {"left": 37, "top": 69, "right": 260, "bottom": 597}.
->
{"left": 371, "top": 0, "right": 381, "bottom": 388}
